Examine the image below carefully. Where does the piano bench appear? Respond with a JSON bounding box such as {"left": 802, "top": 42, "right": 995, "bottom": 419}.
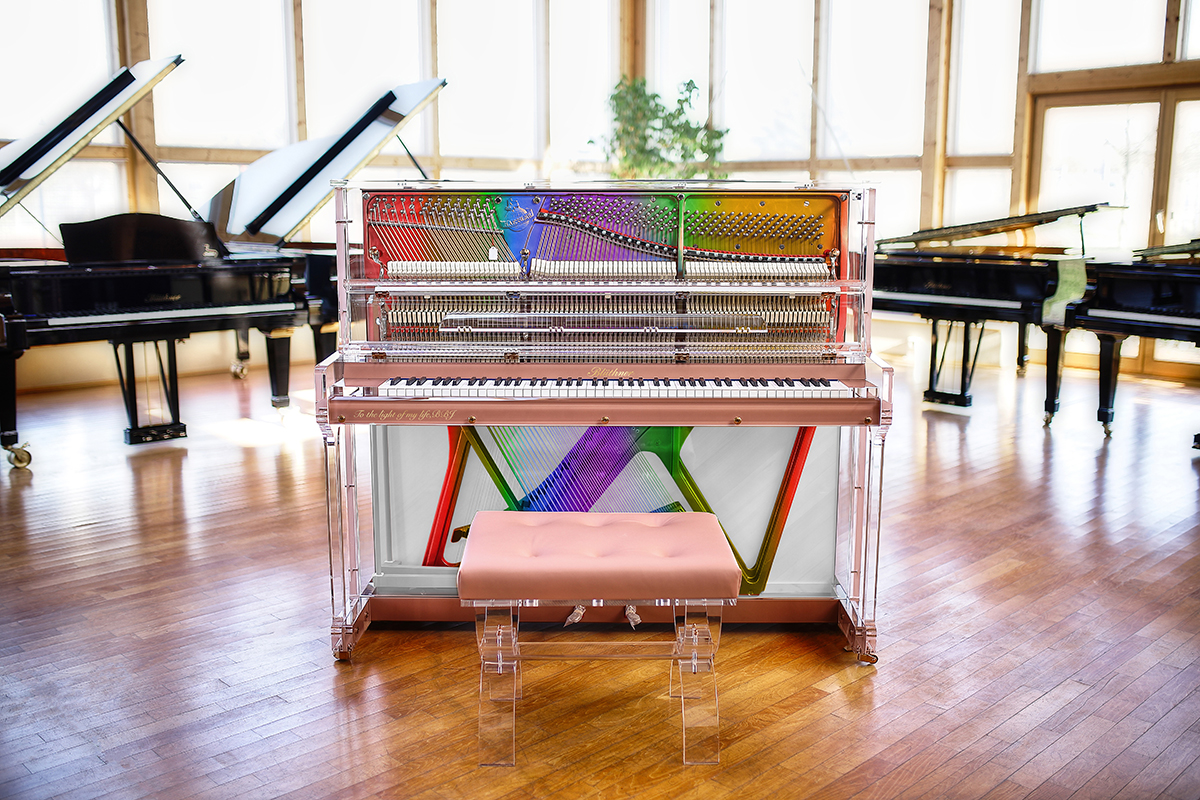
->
{"left": 457, "top": 510, "right": 741, "bottom": 767}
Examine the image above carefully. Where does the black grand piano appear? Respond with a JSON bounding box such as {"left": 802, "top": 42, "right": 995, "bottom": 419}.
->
{"left": 1047, "top": 239, "right": 1200, "bottom": 439}
{"left": 0, "top": 56, "right": 443, "bottom": 466}
{"left": 873, "top": 204, "right": 1105, "bottom": 406}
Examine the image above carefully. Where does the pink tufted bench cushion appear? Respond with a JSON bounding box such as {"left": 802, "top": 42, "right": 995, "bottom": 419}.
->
{"left": 457, "top": 510, "right": 742, "bottom": 602}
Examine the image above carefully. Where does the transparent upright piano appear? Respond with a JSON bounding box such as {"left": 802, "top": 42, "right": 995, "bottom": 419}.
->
{"left": 316, "top": 180, "right": 891, "bottom": 662}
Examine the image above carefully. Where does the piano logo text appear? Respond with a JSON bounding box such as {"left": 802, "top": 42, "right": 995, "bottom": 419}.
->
{"left": 587, "top": 367, "right": 634, "bottom": 378}
{"left": 499, "top": 198, "right": 537, "bottom": 231}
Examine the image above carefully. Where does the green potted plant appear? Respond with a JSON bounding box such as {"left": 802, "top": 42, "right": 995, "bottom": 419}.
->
{"left": 595, "top": 77, "right": 727, "bottom": 180}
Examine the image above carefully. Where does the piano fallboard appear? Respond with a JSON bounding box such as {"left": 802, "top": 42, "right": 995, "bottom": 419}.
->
{"left": 1068, "top": 263, "right": 1200, "bottom": 341}
{"left": 872, "top": 250, "right": 1056, "bottom": 323}
{"left": 326, "top": 394, "right": 883, "bottom": 428}
{"left": 1, "top": 256, "right": 307, "bottom": 346}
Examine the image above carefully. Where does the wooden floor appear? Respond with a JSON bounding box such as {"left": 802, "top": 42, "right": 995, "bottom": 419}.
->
{"left": 1, "top": 359, "right": 1198, "bottom": 799}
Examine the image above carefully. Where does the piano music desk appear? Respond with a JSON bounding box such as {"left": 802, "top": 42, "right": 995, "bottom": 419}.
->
{"left": 457, "top": 510, "right": 741, "bottom": 766}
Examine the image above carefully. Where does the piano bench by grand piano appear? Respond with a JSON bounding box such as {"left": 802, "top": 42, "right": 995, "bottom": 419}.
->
{"left": 457, "top": 510, "right": 742, "bottom": 766}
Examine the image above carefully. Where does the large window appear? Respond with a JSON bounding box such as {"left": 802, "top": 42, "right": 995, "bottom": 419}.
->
{"left": 820, "top": 0, "right": 927, "bottom": 159}
{"left": 1034, "top": 101, "right": 1159, "bottom": 257}
{"left": 1034, "top": 0, "right": 1168, "bottom": 73}
{"left": 147, "top": 0, "right": 292, "bottom": 149}
{"left": 301, "top": 0, "right": 427, "bottom": 156}
{"left": 549, "top": 0, "right": 617, "bottom": 171}
{"left": 949, "top": 0, "right": 1020, "bottom": 156}
{"left": 718, "top": 1, "right": 814, "bottom": 162}
{"left": 437, "top": 0, "right": 539, "bottom": 160}
{"left": 0, "top": 0, "right": 123, "bottom": 246}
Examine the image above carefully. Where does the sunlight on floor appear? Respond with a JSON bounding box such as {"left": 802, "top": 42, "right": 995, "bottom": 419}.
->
{"left": 200, "top": 406, "right": 322, "bottom": 447}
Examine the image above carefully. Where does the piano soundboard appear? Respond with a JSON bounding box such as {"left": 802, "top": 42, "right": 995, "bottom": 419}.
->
{"left": 317, "top": 181, "right": 890, "bottom": 663}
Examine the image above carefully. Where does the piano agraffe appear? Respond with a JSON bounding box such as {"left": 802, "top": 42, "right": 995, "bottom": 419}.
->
{"left": 0, "top": 55, "right": 443, "bottom": 466}
{"left": 874, "top": 204, "right": 1105, "bottom": 406}
{"left": 316, "top": 181, "right": 891, "bottom": 662}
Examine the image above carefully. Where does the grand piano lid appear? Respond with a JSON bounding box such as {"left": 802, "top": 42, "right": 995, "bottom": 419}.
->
{"left": 0, "top": 56, "right": 183, "bottom": 220}
{"left": 208, "top": 78, "right": 446, "bottom": 243}
{"left": 1134, "top": 238, "right": 1200, "bottom": 262}
{"left": 876, "top": 203, "right": 1110, "bottom": 249}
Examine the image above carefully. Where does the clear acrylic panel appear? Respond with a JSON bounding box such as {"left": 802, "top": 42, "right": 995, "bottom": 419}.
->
{"left": 1034, "top": 0, "right": 1167, "bottom": 73}
{"left": 1036, "top": 103, "right": 1159, "bottom": 257}
{"left": 821, "top": 170, "right": 921, "bottom": 241}
{"left": 1166, "top": 100, "right": 1200, "bottom": 245}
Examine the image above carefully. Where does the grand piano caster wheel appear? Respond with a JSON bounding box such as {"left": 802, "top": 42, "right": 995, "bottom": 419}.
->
{"left": 1103, "top": 423, "right": 1113, "bottom": 438}
{"left": 5, "top": 444, "right": 32, "bottom": 469}
{"left": 230, "top": 361, "right": 248, "bottom": 380}
{"left": 845, "top": 645, "right": 879, "bottom": 664}
{"left": 1043, "top": 413, "right": 1054, "bottom": 426}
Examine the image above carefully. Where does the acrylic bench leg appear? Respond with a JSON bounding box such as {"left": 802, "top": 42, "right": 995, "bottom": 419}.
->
{"left": 676, "top": 656, "right": 719, "bottom": 764}
{"left": 674, "top": 602, "right": 722, "bottom": 764}
{"left": 477, "top": 607, "right": 519, "bottom": 766}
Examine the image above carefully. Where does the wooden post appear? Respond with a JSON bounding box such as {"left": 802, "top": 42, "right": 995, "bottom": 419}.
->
{"left": 919, "top": 0, "right": 953, "bottom": 230}
{"left": 113, "top": 0, "right": 160, "bottom": 214}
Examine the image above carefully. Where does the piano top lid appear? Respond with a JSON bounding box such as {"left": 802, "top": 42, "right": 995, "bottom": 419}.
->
{"left": 876, "top": 203, "right": 1110, "bottom": 249}
{"left": 210, "top": 78, "right": 446, "bottom": 243}
{"left": 1134, "top": 238, "right": 1200, "bottom": 261}
{"left": 0, "top": 56, "right": 183, "bottom": 220}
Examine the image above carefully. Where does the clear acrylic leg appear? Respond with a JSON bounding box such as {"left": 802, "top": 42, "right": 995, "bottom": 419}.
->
{"left": 674, "top": 602, "right": 721, "bottom": 764}
{"left": 476, "top": 607, "right": 519, "bottom": 766}
{"left": 677, "top": 654, "right": 719, "bottom": 764}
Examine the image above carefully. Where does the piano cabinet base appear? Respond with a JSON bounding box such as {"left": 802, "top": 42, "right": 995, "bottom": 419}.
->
{"left": 331, "top": 594, "right": 869, "bottom": 662}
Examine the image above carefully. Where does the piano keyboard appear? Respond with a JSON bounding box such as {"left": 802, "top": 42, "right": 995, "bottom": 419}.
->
{"left": 380, "top": 376, "right": 850, "bottom": 400}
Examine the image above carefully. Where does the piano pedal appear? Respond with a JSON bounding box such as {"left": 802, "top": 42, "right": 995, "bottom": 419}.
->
{"left": 4, "top": 443, "right": 31, "bottom": 469}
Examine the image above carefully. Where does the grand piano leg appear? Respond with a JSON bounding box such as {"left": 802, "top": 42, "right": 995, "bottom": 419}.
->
{"left": 263, "top": 328, "right": 294, "bottom": 409}
{"left": 1, "top": 348, "right": 31, "bottom": 468}
{"left": 1017, "top": 323, "right": 1029, "bottom": 376}
{"left": 1042, "top": 326, "right": 1065, "bottom": 425}
{"left": 924, "top": 319, "right": 979, "bottom": 407}
{"left": 113, "top": 340, "right": 187, "bottom": 444}
{"left": 232, "top": 326, "right": 250, "bottom": 379}
{"left": 1096, "top": 333, "right": 1127, "bottom": 437}
{"left": 1, "top": 298, "right": 31, "bottom": 467}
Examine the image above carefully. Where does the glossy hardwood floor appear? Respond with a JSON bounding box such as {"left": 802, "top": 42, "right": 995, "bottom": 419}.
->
{"left": 1, "top": 357, "right": 1198, "bottom": 799}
